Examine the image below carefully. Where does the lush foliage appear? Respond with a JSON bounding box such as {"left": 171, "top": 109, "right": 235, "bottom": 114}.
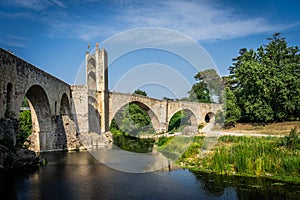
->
{"left": 110, "top": 100, "right": 156, "bottom": 152}
{"left": 195, "top": 69, "right": 224, "bottom": 103}
{"left": 110, "top": 102, "right": 154, "bottom": 136}
{"left": 17, "top": 110, "right": 32, "bottom": 147}
{"left": 215, "top": 87, "right": 241, "bottom": 127}
{"left": 188, "top": 70, "right": 212, "bottom": 103}
{"left": 21, "top": 96, "right": 29, "bottom": 107}
{"left": 180, "top": 128, "right": 300, "bottom": 183}
{"left": 168, "top": 110, "right": 191, "bottom": 132}
{"left": 228, "top": 33, "right": 300, "bottom": 122}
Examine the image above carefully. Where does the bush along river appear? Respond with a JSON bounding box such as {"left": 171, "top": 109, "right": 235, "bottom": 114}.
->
{"left": 1, "top": 135, "right": 300, "bottom": 200}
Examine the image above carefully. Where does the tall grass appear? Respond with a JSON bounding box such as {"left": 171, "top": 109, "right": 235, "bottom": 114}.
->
{"left": 180, "top": 128, "right": 300, "bottom": 183}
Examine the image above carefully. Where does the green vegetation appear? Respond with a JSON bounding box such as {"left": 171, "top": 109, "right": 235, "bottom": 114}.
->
{"left": 17, "top": 97, "right": 32, "bottom": 148}
{"left": 134, "top": 89, "right": 147, "bottom": 96}
{"left": 110, "top": 89, "right": 156, "bottom": 152}
{"left": 188, "top": 71, "right": 211, "bottom": 103}
{"left": 110, "top": 102, "right": 155, "bottom": 136}
{"left": 168, "top": 110, "right": 191, "bottom": 133}
{"left": 110, "top": 102, "right": 156, "bottom": 153}
{"left": 112, "top": 129, "right": 155, "bottom": 153}
{"left": 155, "top": 136, "right": 174, "bottom": 147}
{"left": 215, "top": 87, "right": 241, "bottom": 127}
{"left": 179, "top": 127, "right": 300, "bottom": 183}
{"left": 21, "top": 96, "right": 29, "bottom": 107}
{"left": 157, "top": 136, "right": 194, "bottom": 160}
{"left": 227, "top": 33, "right": 300, "bottom": 123}
{"left": 17, "top": 110, "right": 32, "bottom": 148}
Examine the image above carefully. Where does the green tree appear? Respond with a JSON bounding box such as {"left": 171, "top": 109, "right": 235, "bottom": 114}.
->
{"left": 195, "top": 69, "right": 224, "bottom": 103}
{"left": 22, "top": 96, "right": 29, "bottom": 107}
{"left": 189, "top": 69, "right": 223, "bottom": 103}
{"left": 110, "top": 102, "right": 154, "bottom": 136}
{"left": 188, "top": 73, "right": 210, "bottom": 103}
{"left": 224, "top": 87, "right": 241, "bottom": 127}
{"left": 134, "top": 89, "right": 147, "bottom": 96}
{"left": 168, "top": 110, "right": 190, "bottom": 132}
{"left": 17, "top": 110, "right": 32, "bottom": 147}
{"left": 229, "top": 33, "right": 300, "bottom": 122}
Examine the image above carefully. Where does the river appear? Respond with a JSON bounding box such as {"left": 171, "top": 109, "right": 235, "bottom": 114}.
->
{"left": 0, "top": 150, "right": 299, "bottom": 200}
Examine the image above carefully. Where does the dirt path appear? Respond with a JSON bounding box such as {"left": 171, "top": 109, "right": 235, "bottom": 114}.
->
{"left": 200, "top": 123, "right": 283, "bottom": 138}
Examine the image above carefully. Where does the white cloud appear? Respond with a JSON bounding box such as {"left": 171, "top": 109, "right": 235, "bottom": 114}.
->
{"left": 116, "top": 0, "right": 282, "bottom": 41}
{"left": 1, "top": 0, "right": 294, "bottom": 43}
{"left": 65, "top": 0, "right": 288, "bottom": 43}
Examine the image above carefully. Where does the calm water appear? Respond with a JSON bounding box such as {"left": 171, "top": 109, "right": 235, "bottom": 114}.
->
{"left": 0, "top": 151, "right": 299, "bottom": 200}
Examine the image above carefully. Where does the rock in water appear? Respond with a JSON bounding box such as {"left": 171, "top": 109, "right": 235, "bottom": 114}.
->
{"left": 0, "top": 144, "right": 39, "bottom": 171}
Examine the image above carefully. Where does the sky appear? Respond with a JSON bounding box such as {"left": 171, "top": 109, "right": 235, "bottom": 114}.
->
{"left": 1, "top": 0, "right": 300, "bottom": 99}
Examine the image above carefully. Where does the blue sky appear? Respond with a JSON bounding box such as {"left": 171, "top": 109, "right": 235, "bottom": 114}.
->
{"left": 1, "top": 0, "right": 300, "bottom": 99}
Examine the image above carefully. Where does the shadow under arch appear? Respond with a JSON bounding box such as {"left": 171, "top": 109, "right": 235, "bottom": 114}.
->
{"left": 110, "top": 101, "right": 160, "bottom": 135}
{"left": 205, "top": 112, "right": 215, "bottom": 123}
{"left": 167, "top": 108, "right": 198, "bottom": 132}
{"left": 60, "top": 93, "right": 71, "bottom": 115}
{"left": 88, "top": 96, "right": 101, "bottom": 134}
{"left": 5, "top": 82, "right": 13, "bottom": 118}
{"left": 25, "top": 85, "right": 52, "bottom": 152}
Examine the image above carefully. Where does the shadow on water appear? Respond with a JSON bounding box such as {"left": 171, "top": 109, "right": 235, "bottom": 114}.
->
{"left": 0, "top": 151, "right": 300, "bottom": 200}
{"left": 191, "top": 171, "right": 300, "bottom": 200}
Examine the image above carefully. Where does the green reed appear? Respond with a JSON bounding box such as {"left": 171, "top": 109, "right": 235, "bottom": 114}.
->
{"left": 180, "top": 128, "right": 300, "bottom": 183}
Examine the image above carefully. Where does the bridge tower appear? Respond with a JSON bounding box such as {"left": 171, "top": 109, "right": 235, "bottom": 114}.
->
{"left": 86, "top": 44, "right": 109, "bottom": 134}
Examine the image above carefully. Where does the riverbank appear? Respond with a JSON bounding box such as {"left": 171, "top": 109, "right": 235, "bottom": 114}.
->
{"left": 175, "top": 128, "right": 300, "bottom": 184}
{"left": 213, "top": 121, "right": 300, "bottom": 135}
{"left": 0, "top": 144, "right": 39, "bottom": 171}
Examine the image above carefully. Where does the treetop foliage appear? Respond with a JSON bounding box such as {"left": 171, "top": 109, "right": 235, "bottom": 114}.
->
{"left": 228, "top": 33, "right": 300, "bottom": 122}
{"left": 134, "top": 89, "right": 147, "bottom": 97}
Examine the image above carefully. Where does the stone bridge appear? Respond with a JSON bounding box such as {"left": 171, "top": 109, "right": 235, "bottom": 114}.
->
{"left": 0, "top": 48, "right": 77, "bottom": 152}
{"left": 0, "top": 46, "right": 223, "bottom": 152}
{"left": 109, "top": 92, "right": 222, "bottom": 132}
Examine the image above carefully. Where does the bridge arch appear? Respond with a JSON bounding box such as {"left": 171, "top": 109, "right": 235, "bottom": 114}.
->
{"left": 25, "top": 85, "right": 52, "bottom": 152}
{"left": 110, "top": 100, "right": 161, "bottom": 133}
{"left": 60, "top": 93, "right": 71, "bottom": 115}
{"left": 204, "top": 112, "right": 215, "bottom": 123}
{"left": 167, "top": 108, "right": 198, "bottom": 131}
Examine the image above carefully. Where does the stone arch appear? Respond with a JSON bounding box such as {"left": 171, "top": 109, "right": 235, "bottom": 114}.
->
{"left": 205, "top": 112, "right": 215, "bottom": 123}
{"left": 5, "top": 82, "right": 13, "bottom": 118}
{"left": 25, "top": 85, "right": 52, "bottom": 152}
{"left": 88, "top": 96, "right": 101, "bottom": 134}
{"left": 87, "top": 58, "right": 96, "bottom": 91}
{"left": 168, "top": 108, "right": 197, "bottom": 131}
{"left": 110, "top": 101, "right": 161, "bottom": 133}
{"left": 60, "top": 93, "right": 70, "bottom": 115}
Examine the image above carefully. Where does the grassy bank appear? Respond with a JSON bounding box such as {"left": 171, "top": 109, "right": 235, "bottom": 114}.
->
{"left": 176, "top": 128, "right": 300, "bottom": 183}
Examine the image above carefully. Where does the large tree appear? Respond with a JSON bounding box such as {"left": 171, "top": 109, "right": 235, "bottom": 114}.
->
{"left": 189, "top": 69, "right": 223, "bottom": 103}
{"left": 229, "top": 33, "right": 300, "bottom": 122}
